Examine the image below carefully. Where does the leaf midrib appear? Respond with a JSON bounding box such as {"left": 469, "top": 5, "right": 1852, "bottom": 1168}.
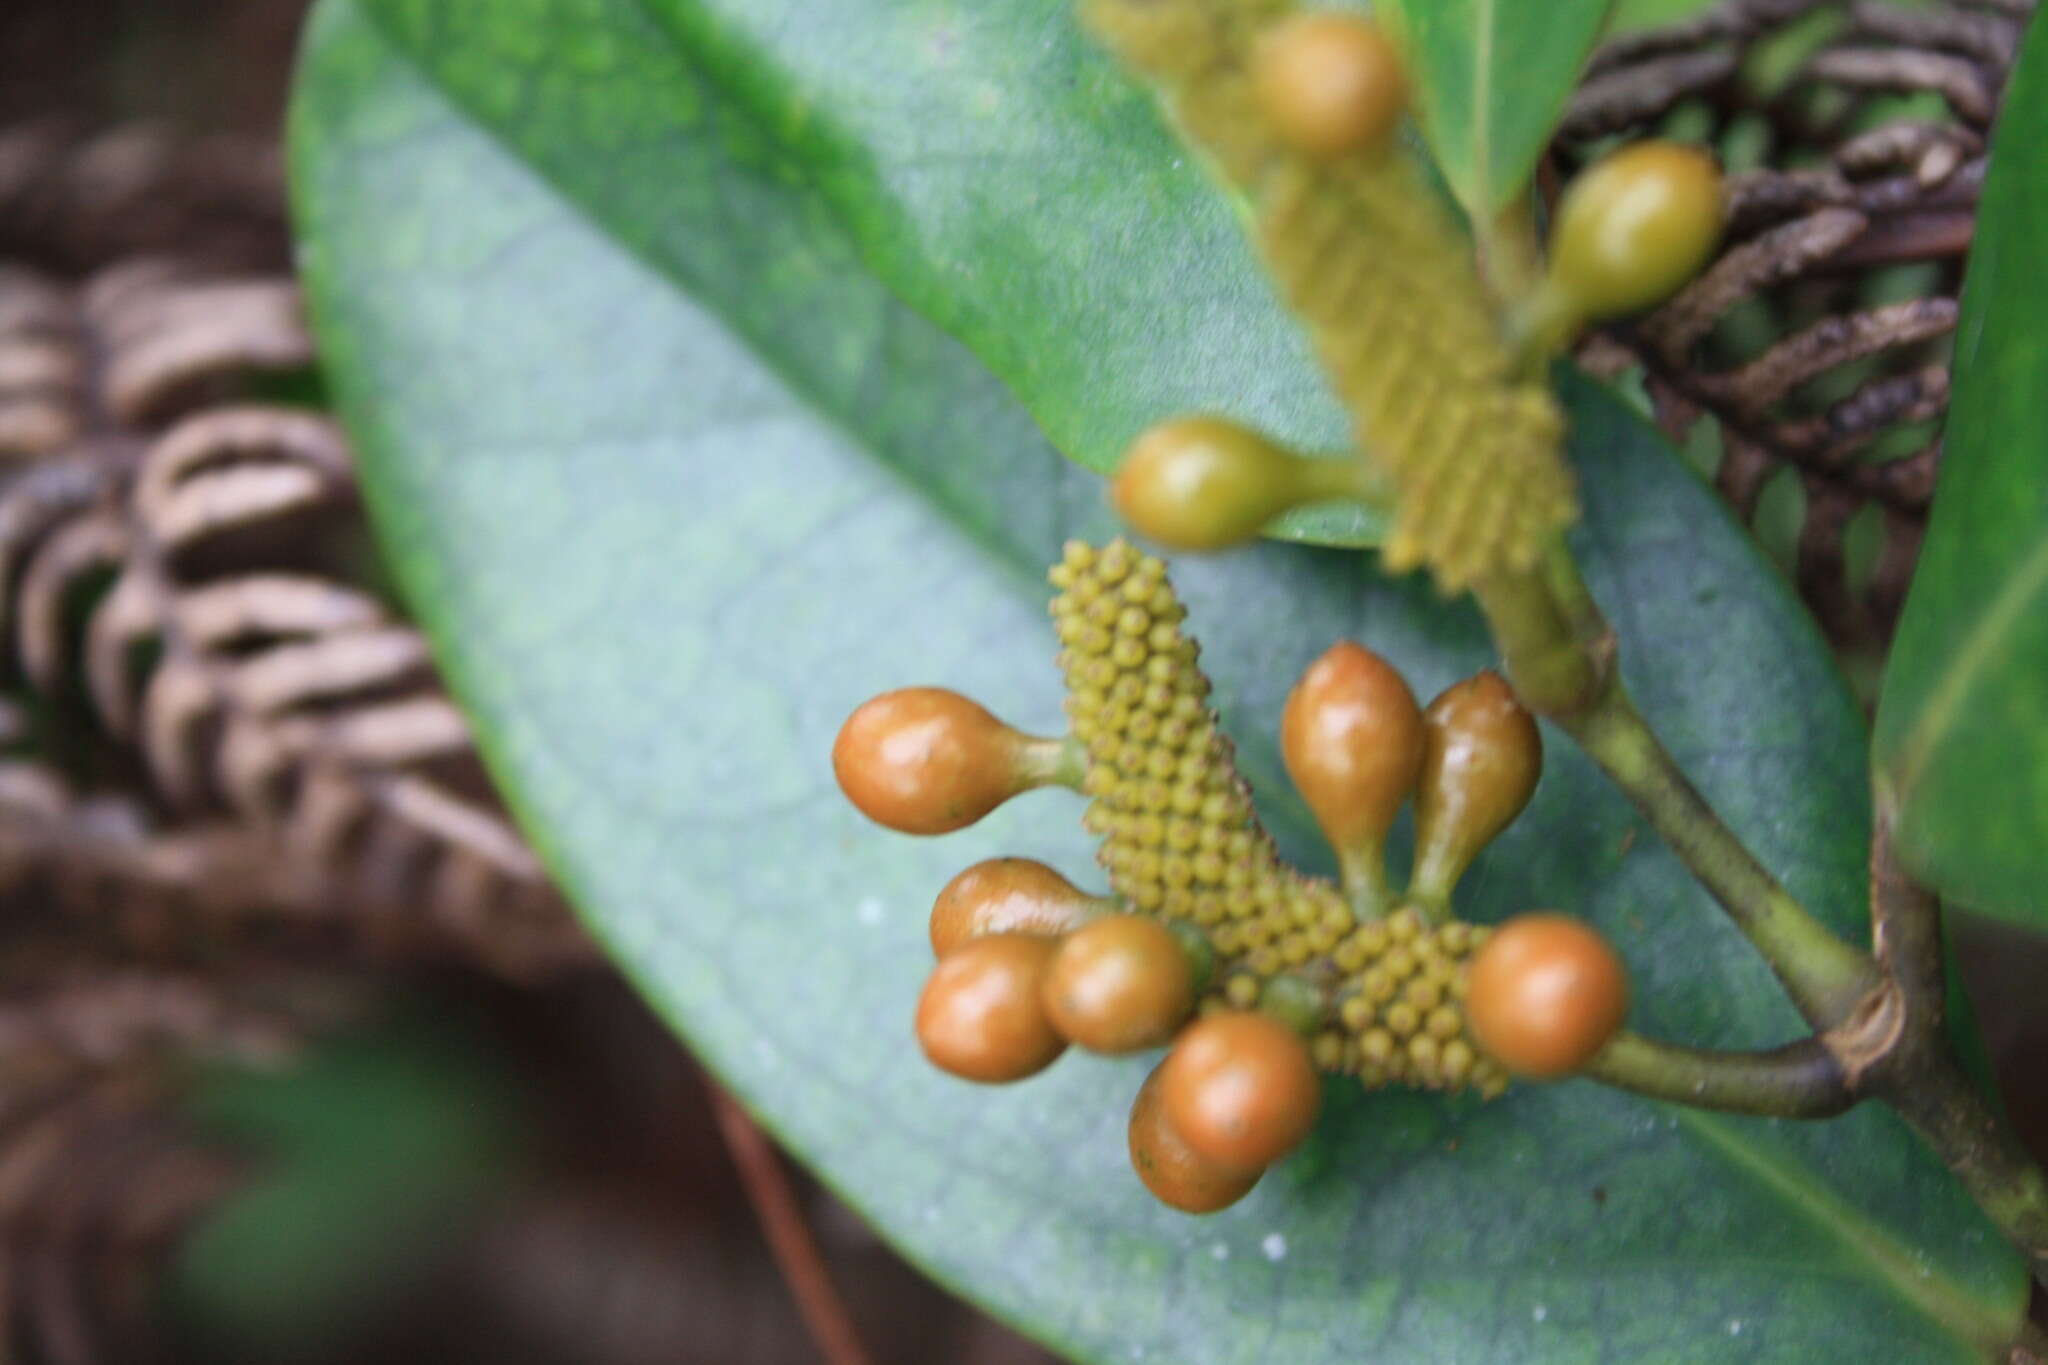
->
{"left": 1472, "top": 0, "right": 1494, "bottom": 214}
{"left": 1884, "top": 533, "right": 2048, "bottom": 804}
{"left": 1682, "top": 1109, "right": 2013, "bottom": 1356}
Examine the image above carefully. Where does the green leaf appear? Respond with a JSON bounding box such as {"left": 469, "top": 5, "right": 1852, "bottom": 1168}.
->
{"left": 1873, "top": 16, "right": 2048, "bottom": 929}
{"left": 1377, "top": 0, "right": 1611, "bottom": 215}
{"left": 290, "top": 1, "right": 2026, "bottom": 1360}
{"left": 407, "top": 0, "right": 1373, "bottom": 545}
{"left": 1604, "top": 0, "right": 1718, "bottom": 34}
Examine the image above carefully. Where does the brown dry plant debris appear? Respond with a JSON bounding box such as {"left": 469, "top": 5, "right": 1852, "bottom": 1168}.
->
{"left": 0, "top": 256, "right": 590, "bottom": 981}
{"left": 0, "top": 966, "right": 368, "bottom": 1365}
{"left": 0, "top": 119, "right": 286, "bottom": 277}
{"left": 1557, "top": 0, "right": 2033, "bottom": 657}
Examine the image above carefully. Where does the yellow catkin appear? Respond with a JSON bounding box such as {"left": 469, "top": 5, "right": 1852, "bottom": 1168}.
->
{"left": 1081, "top": 0, "right": 1576, "bottom": 591}
{"left": 1051, "top": 540, "right": 1507, "bottom": 1097}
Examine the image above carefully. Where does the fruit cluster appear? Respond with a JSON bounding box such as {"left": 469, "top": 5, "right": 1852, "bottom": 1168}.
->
{"left": 1079, "top": 2, "right": 1724, "bottom": 576}
{"left": 833, "top": 540, "right": 1629, "bottom": 1212}
{"left": 826, "top": 0, "right": 1717, "bottom": 1217}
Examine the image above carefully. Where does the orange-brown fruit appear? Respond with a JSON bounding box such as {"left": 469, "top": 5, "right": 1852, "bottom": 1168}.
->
{"left": 915, "top": 934, "right": 1067, "bottom": 1083}
{"left": 1159, "top": 1010, "right": 1322, "bottom": 1172}
{"left": 1128, "top": 1063, "right": 1263, "bottom": 1214}
{"left": 1254, "top": 12, "right": 1407, "bottom": 159}
{"left": 1411, "top": 671, "right": 1542, "bottom": 904}
{"left": 833, "top": 687, "right": 1055, "bottom": 835}
{"left": 1281, "top": 641, "right": 1424, "bottom": 900}
{"left": 1465, "top": 912, "right": 1628, "bottom": 1078}
{"left": 929, "top": 858, "right": 1103, "bottom": 958}
{"left": 1043, "top": 914, "right": 1197, "bottom": 1053}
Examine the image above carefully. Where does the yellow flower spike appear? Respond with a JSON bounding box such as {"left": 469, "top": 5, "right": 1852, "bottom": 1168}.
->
{"left": 1082, "top": 0, "right": 1577, "bottom": 593}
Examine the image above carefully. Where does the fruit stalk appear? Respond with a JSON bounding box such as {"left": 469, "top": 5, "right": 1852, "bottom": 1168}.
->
{"left": 1582, "top": 1032, "right": 1852, "bottom": 1118}
{"left": 1474, "top": 557, "right": 1879, "bottom": 1029}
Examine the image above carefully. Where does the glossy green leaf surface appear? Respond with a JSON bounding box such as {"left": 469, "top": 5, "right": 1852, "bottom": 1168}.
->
{"left": 1377, "top": 0, "right": 1611, "bottom": 214}
{"left": 431, "top": 0, "right": 1373, "bottom": 544}
{"left": 1873, "top": 16, "right": 2048, "bottom": 929}
{"left": 291, "top": 0, "right": 2026, "bottom": 1360}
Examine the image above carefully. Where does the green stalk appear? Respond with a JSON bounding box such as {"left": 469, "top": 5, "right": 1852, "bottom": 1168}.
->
{"left": 1585, "top": 1031, "right": 1852, "bottom": 1118}
{"left": 1474, "top": 559, "right": 1879, "bottom": 1028}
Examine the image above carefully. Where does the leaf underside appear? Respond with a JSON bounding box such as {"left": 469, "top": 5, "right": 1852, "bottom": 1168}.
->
{"left": 290, "top": 1, "right": 2025, "bottom": 1360}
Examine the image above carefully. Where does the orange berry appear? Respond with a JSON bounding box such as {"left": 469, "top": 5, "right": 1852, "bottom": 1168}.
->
{"left": 1159, "top": 1011, "right": 1321, "bottom": 1172}
{"left": 1043, "top": 914, "right": 1196, "bottom": 1053}
{"left": 915, "top": 934, "right": 1067, "bottom": 1083}
{"left": 1281, "top": 641, "right": 1424, "bottom": 893}
{"left": 1466, "top": 913, "right": 1628, "bottom": 1078}
{"left": 929, "top": 858, "right": 1103, "bottom": 958}
{"left": 1128, "top": 1063, "right": 1262, "bottom": 1214}
{"left": 1254, "top": 13, "right": 1407, "bottom": 159}
{"left": 1411, "top": 671, "right": 1541, "bottom": 904}
{"left": 834, "top": 687, "right": 1053, "bottom": 835}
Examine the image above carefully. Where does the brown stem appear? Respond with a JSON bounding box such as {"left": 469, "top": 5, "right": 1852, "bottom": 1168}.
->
{"left": 708, "top": 1085, "right": 876, "bottom": 1365}
{"left": 1854, "top": 810, "right": 2048, "bottom": 1296}
{"left": 1881, "top": 1052, "right": 2048, "bottom": 1293}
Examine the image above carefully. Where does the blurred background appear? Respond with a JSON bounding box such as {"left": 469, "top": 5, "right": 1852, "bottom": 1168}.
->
{"left": 0, "top": 2, "right": 1059, "bottom": 1361}
{"left": 3, "top": 2, "right": 2047, "bottom": 1363}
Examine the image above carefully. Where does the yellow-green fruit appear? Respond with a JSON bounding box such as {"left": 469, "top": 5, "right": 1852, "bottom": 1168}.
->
{"left": 1128, "top": 1063, "right": 1263, "bottom": 1214}
{"left": 1159, "top": 1010, "right": 1321, "bottom": 1171}
{"left": 915, "top": 934, "right": 1067, "bottom": 1083}
{"left": 1253, "top": 13, "right": 1406, "bottom": 159}
{"left": 1044, "top": 914, "right": 1198, "bottom": 1053}
{"left": 1412, "top": 671, "right": 1541, "bottom": 903}
{"left": 930, "top": 858, "right": 1101, "bottom": 958}
{"left": 1548, "top": 140, "right": 1724, "bottom": 320}
{"left": 833, "top": 687, "right": 1044, "bottom": 835}
{"left": 1466, "top": 913, "right": 1628, "bottom": 1078}
{"left": 1111, "top": 416, "right": 1350, "bottom": 551}
{"left": 1281, "top": 641, "right": 1424, "bottom": 888}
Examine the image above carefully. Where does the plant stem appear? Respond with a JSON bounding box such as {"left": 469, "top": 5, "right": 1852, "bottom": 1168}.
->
{"left": 1585, "top": 1031, "right": 1853, "bottom": 1118}
{"left": 1858, "top": 816, "right": 2048, "bottom": 1295}
{"left": 1883, "top": 1051, "right": 2048, "bottom": 1291}
{"left": 709, "top": 1085, "right": 876, "bottom": 1365}
{"left": 1566, "top": 685, "right": 1880, "bottom": 1026}
{"left": 1474, "top": 558, "right": 1879, "bottom": 1028}
{"left": 1868, "top": 800, "right": 1945, "bottom": 1019}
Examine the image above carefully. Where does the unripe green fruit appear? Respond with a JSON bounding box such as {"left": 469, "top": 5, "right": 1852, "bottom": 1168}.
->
{"left": 915, "top": 933, "right": 1067, "bottom": 1083}
{"left": 1466, "top": 912, "right": 1628, "bottom": 1078}
{"left": 930, "top": 858, "right": 1103, "bottom": 958}
{"left": 1159, "top": 1010, "right": 1321, "bottom": 1172}
{"left": 1043, "top": 914, "right": 1197, "bottom": 1053}
{"left": 1547, "top": 140, "right": 1724, "bottom": 320}
{"left": 1281, "top": 641, "right": 1424, "bottom": 900}
{"left": 1128, "top": 1063, "right": 1262, "bottom": 1214}
{"left": 1111, "top": 416, "right": 1360, "bottom": 552}
{"left": 834, "top": 687, "right": 1053, "bottom": 835}
{"left": 1411, "top": 671, "right": 1541, "bottom": 904}
{"left": 1254, "top": 13, "right": 1406, "bottom": 159}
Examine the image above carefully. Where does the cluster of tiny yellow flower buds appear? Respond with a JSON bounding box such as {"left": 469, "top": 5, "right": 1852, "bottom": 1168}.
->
{"left": 1051, "top": 539, "right": 1508, "bottom": 1097}
{"left": 1082, "top": 0, "right": 1576, "bottom": 591}
{"left": 1323, "top": 908, "right": 1505, "bottom": 1096}
{"left": 1050, "top": 538, "right": 1282, "bottom": 923}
